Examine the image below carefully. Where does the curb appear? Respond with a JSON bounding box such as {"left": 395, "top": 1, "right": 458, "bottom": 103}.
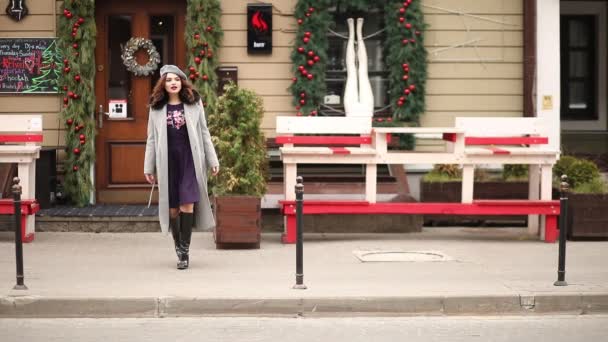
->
{"left": 1, "top": 294, "right": 607, "bottom": 318}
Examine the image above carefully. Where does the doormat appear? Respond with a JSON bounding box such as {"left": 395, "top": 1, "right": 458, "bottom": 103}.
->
{"left": 352, "top": 250, "right": 453, "bottom": 262}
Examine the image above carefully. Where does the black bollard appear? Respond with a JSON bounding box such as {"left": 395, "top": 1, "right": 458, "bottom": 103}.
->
{"left": 554, "top": 175, "right": 569, "bottom": 287}
{"left": 12, "top": 177, "right": 27, "bottom": 290}
{"left": 293, "top": 176, "right": 307, "bottom": 289}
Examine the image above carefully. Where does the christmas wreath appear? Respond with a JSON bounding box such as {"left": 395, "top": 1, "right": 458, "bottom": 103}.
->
{"left": 121, "top": 37, "right": 161, "bottom": 76}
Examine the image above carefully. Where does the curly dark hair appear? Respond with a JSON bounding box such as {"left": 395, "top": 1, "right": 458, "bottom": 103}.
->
{"left": 149, "top": 74, "right": 201, "bottom": 109}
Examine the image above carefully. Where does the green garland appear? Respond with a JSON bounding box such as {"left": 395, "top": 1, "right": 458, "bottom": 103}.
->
{"left": 185, "top": 0, "right": 223, "bottom": 117}
{"left": 290, "top": 0, "right": 427, "bottom": 123}
{"left": 57, "top": 0, "right": 97, "bottom": 206}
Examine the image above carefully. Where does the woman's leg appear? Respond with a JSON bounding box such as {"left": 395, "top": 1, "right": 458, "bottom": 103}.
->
{"left": 343, "top": 18, "right": 358, "bottom": 116}
{"left": 178, "top": 203, "right": 194, "bottom": 269}
{"left": 169, "top": 208, "right": 181, "bottom": 265}
{"left": 356, "top": 18, "right": 374, "bottom": 115}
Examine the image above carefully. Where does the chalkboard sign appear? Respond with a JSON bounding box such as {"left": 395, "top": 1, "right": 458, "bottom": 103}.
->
{"left": 0, "top": 38, "right": 61, "bottom": 93}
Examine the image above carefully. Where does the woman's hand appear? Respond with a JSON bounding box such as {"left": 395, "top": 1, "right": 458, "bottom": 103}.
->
{"left": 144, "top": 173, "right": 156, "bottom": 184}
{"left": 211, "top": 166, "right": 219, "bottom": 176}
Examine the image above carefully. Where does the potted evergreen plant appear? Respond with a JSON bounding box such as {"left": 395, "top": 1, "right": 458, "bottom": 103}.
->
{"left": 553, "top": 156, "right": 608, "bottom": 240}
{"left": 208, "top": 83, "right": 269, "bottom": 248}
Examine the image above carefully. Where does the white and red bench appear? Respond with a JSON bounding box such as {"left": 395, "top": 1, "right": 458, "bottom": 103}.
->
{"left": 275, "top": 116, "right": 561, "bottom": 244}
{"left": 0, "top": 115, "right": 42, "bottom": 242}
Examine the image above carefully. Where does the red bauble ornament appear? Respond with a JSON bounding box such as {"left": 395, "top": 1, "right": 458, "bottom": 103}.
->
{"left": 387, "top": 118, "right": 393, "bottom": 122}
{"left": 194, "top": 57, "right": 201, "bottom": 64}
{"left": 304, "top": 31, "right": 311, "bottom": 37}
{"left": 402, "top": 75, "right": 409, "bottom": 81}
{"left": 402, "top": 39, "right": 409, "bottom": 45}
{"left": 66, "top": 119, "right": 74, "bottom": 125}
{"left": 79, "top": 134, "right": 85, "bottom": 140}
{"left": 80, "top": 140, "right": 85, "bottom": 146}
{"left": 206, "top": 26, "right": 213, "bottom": 32}
{"left": 63, "top": 9, "right": 68, "bottom": 15}
{"left": 397, "top": 101, "right": 404, "bottom": 107}
{"left": 73, "top": 166, "right": 79, "bottom": 171}
{"left": 63, "top": 97, "right": 69, "bottom": 104}
{"left": 409, "top": 85, "right": 416, "bottom": 91}
{"left": 63, "top": 86, "right": 68, "bottom": 91}
{"left": 307, "top": 74, "right": 313, "bottom": 80}
{"left": 72, "top": 43, "right": 78, "bottom": 49}
{"left": 78, "top": 18, "right": 85, "bottom": 24}
{"left": 73, "top": 148, "right": 81, "bottom": 154}
{"left": 308, "top": 7, "right": 315, "bottom": 12}
{"left": 194, "top": 33, "right": 200, "bottom": 39}
{"left": 195, "top": 72, "right": 200, "bottom": 77}
{"left": 207, "top": 52, "right": 213, "bottom": 59}
{"left": 415, "top": 31, "right": 421, "bottom": 35}
{"left": 313, "top": 56, "right": 320, "bottom": 62}
{"left": 410, "top": 39, "right": 416, "bottom": 43}
{"left": 310, "top": 110, "right": 317, "bottom": 116}
{"left": 74, "top": 75, "right": 81, "bottom": 82}
{"left": 399, "top": 17, "right": 405, "bottom": 23}
{"left": 300, "top": 92, "right": 306, "bottom": 98}
{"left": 402, "top": 63, "right": 409, "bottom": 68}
{"left": 203, "top": 42, "right": 208, "bottom": 47}
{"left": 71, "top": 33, "right": 77, "bottom": 38}
{"left": 404, "top": 89, "right": 411, "bottom": 95}
{"left": 297, "top": 19, "right": 303, "bottom": 25}
{"left": 292, "top": 77, "right": 297, "bottom": 83}
{"left": 307, "top": 60, "right": 314, "bottom": 66}
{"left": 63, "top": 59, "right": 69, "bottom": 65}
{"left": 202, "top": 75, "right": 209, "bottom": 81}
{"left": 199, "top": 50, "right": 206, "bottom": 57}
{"left": 64, "top": 67, "right": 71, "bottom": 73}
{"left": 299, "top": 99, "right": 306, "bottom": 105}
{"left": 399, "top": 8, "right": 405, "bottom": 14}
{"left": 300, "top": 69, "right": 308, "bottom": 76}
{"left": 399, "top": 96, "right": 405, "bottom": 102}
{"left": 303, "top": 37, "right": 310, "bottom": 44}
{"left": 295, "top": 106, "right": 301, "bottom": 110}
{"left": 298, "top": 65, "right": 305, "bottom": 71}
{"left": 297, "top": 112, "right": 303, "bottom": 116}
{"left": 305, "top": 13, "right": 311, "bottom": 17}
{"left": 67, "top": 91, "right": 75, "bottom": 98}
{"left": 405, "top": 23, "right": 412, "bottom": 29}
{"left": 307, "top": 50, "right": 314, "bottom": 57}
{"left": 66, "top": 13, "right": 73, "bottom": 19}
{"left": 297, "top": 47, "right": 305, "bottom": 53}
{"left": 189, "top": 74, "right": 196, "bottom": 80}
{"left": 72, "top": 94, "right": 79, "bottom": 100}
{"left": 189, "top": 66, "right": 195, "bottom": 72}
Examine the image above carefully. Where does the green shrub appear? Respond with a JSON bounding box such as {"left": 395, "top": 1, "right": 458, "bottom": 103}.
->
{"left": 553, "top": 156, "right": 578, "bottom": 180}
{"left": 502, "top": 164, "right": 528, "bottom": 181}
{"left": 208, "top": 83, "right": 269, "bottom": 196}
{"left": 567, "top": 159, "right": 601, "bottom": 188}
{"left": 553, "top": 155, "right": 607, "bottom": 193}
{"left": 572, "top": 177, "right": 608, "bottom": 194}
{"left": 423, "top": 164, "right": 461, "bottom": 182}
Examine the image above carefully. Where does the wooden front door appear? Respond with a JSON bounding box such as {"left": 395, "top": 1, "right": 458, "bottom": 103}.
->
{"left": 95, "top": 0, "right": 186, "bottom": 203}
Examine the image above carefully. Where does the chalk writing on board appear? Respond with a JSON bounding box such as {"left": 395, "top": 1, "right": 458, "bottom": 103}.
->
{"left": 0, "top": 38, "right": 62, "bottom": 93}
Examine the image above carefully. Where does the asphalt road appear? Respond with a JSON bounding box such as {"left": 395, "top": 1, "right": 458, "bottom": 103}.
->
{"left": 1, "top": 315, "right": 607, "bottom": 342}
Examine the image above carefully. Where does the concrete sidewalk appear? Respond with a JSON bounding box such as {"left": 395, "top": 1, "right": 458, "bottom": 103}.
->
{"left": 0, "top": 229, "right": 607, "bottom": 317}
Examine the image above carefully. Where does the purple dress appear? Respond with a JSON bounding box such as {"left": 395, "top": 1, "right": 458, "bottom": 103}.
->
{"left": 166, "top": 103, "right": 200, "bottom": 208}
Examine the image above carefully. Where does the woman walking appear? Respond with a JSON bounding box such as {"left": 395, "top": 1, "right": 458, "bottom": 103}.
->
{"left": 144, "top": 64, "right": 219, "bottom": 270}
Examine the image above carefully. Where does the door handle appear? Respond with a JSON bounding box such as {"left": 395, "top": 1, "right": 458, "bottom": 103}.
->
{"left": 97, "top": 105, "right": 110, "bottom": 128}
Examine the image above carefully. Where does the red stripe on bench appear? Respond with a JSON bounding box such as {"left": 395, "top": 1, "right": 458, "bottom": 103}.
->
{"left": 442, "top": 133, "right": 457, "bottom": 142}
{"left": 484, "top": 146, "right": 510, "bottom": 155}
{"left": 330, "top": 147, "right": 350, "bottom": 154}
{"left": 275, "top": 135, "right": 371, "bottom": 145}
{"left": 465, "top": 136, "right": 548, "bottom": 145}
{"left": 0, "top": 134, "right": 43, "bottom": 143}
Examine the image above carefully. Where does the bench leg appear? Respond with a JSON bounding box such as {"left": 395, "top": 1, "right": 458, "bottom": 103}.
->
{"left": 284, "top": 163, "right": 297, "bottom": 201}
{"left": 528, "top": 165, "right": 540, "bottom": 236}
{"left": 544, "top": 215, "right": 558, "bottom": 243}
{"left": 540, "top": 164, "right": 553, "bottom": 241}
{"left": 281, "top": 215, "right": 296, "bottom": 244}
{"left": 365, "top": 164, "right": 377, "bottom": 203}
{"left": 18, "top": 162, "right": 36, "bottom": 242}
{"left": 461, "top": 165, "right": 474, "bottom": 203}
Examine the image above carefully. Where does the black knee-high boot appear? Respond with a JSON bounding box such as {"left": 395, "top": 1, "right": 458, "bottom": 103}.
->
{"left": 170, "top": 216, "right": 182, "bottom": 266}
{"left": 179, "top": 212, "right": 194, "bottom": 269}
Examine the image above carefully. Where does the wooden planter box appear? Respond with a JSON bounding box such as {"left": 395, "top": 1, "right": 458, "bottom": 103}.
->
{"left": 213, "top": 195, "right": 261, "bottom": 249}
{"left": 567, "top": 193, "right": 608, "bottom": 240}
{"left": 420, "top": 181, "right": 529, "bottom": 225}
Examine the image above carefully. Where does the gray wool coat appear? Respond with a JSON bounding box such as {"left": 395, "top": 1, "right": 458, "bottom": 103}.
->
{"left": 143, "top": 100, "right": 219, "bottom": 233}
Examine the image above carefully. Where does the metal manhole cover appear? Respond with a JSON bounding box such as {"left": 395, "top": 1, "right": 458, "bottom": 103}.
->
{"left": 353, "top": 250, "right": 453, "bottom": 262}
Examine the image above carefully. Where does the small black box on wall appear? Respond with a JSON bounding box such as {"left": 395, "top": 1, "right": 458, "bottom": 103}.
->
{"left": 247, "top": 3, "right": 272, "bottom": 54}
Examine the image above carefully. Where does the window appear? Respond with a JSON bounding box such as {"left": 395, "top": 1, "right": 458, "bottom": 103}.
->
{"left": 322, "top": 8, "right": 389, "bottom": 116}
{"left": 560, "top": 15, "right": 597, "bottom": 120}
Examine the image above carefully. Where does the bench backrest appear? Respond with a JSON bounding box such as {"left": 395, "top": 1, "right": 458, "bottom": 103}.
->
{"left": 0, "top": 115, "right": 43, "bottom": 144}
{"left": 276, "top": 116, "right": 372, "bottom": 146}
{"left": 454, "top": 117, "right": 550, "bottom": 146}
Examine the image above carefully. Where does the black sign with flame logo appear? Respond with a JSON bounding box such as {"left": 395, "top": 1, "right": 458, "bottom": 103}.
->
{"left": 247, "top": 4, "right": 272, "bottom": 54}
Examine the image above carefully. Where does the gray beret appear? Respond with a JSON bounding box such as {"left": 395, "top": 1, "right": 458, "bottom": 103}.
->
{"left": 160, "top": 64, "right": 187, "bottom": 80}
